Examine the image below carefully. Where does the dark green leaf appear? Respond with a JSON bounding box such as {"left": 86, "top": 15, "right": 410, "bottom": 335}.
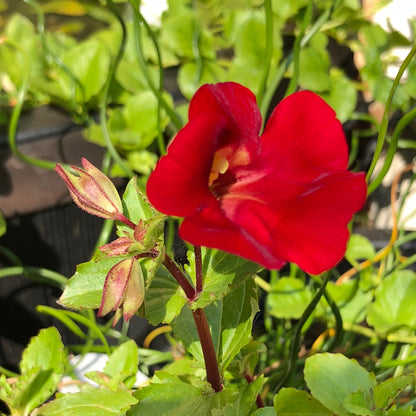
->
{"left": 187, "top": 248, "right": 260, "bottom": 310}
{"left": 171, "top": 278, "right": 258, "bottom": 371}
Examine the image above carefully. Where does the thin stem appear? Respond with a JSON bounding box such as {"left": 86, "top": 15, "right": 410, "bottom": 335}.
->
{"left": 194, "top": 245, "right": 203, "bottom": 294}
{"left": 162, "top": 254, "right": 196, "bottom": 300}
{"left": 192, "top": 308, "right": 222, "bottom": 392}
{"left": 115, "top": 213, "right": 136, "bottom": 230}
{"left": 366, "top": 43, "right": 416, "bottom": 187}
{"left": 256, "top": 0, "right": 273, "bottom": 107}
{"left": 0, "top": 266, "right": 67, "bottom": 289}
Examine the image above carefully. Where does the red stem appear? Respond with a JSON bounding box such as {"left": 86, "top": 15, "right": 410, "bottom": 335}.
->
{"left": 115, "top": 213, "right": 136, "bottom": 229}
{"left": 194, "top": 245, "right": 203, "bottom": 294}
{"left": 162, "top": 254, "right": 196, "bottom": 300}
{"left": 192, "top": 308, "right": 223, "bottom": 392}
{"left": 244, "top": 374, "right": 264, "bottom": 408}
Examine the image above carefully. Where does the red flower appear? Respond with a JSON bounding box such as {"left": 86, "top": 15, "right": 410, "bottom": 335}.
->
{"left": 147, "top": 82, "right": 367, "bottom": 274}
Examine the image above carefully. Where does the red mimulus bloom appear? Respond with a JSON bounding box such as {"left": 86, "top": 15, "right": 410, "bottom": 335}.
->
{"left": 147, "top": 82, "right": 367, "bottom": 275}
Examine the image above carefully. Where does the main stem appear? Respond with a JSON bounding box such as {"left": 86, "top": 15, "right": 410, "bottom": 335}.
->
{"left": 162, "top": 249, "right": 222, "bottom": 392}
{"left": 192, "top": 308, "right": 223, "bottom": 392}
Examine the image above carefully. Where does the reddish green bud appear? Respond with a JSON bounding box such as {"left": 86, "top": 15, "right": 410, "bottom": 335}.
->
{"left": 55, "top": 158, "right": 123, "bottom": 220}
{"left": 98, "top": 257, "right": 144, "bottom": 326}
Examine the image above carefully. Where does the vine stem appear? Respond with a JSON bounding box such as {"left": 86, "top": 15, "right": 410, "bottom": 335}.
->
{"left": 192, "top": 308, "right": 223, "bottom": 392}
{"left": 194, "top": 245, "right": 203, "bottom": 294}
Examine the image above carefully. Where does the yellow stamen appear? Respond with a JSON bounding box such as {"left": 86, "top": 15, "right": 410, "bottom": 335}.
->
{"left": 209, "top": 151, "right": 229, "bottom": 185}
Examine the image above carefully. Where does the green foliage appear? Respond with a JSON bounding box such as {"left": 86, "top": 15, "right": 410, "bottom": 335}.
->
{"left": 0, "top": 327, "right": 66, "bottom": 416}
{"left": 0, "top": 211, "right": 6, "bottom": 237}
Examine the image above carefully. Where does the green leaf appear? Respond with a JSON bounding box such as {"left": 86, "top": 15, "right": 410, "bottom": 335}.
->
{"left": 171, "top": 278, "right": 258, "bottom": 371}
{"left": 0, "top": 211, "right": 6, "bottom": 237}
{"left": 298, "top": 33, "right": 331, "bottom": 92}
{"left": 320, "top": 70, "right": 358, "bottom": 123}
{"left": 273, "top": 388, "right": 333, "bottom": 415}
{"left": 103, "top": 340, "right": 139, "bottom": 388}
{"left": 267, "top": 277, "right": 312, "bottom": 319}
{"left": 59, "top": 257, "right": 124, "bottom": 309}
{"left": 252, "top": 408, "right": 276, "bottom": 416}
{"left": 367, "top": 271, "right": 416, "bottom": 334}
{"left": 187, "top": 248, "right": 261, "bottom": 310}
{"left": 63, "top": 38, "right": 111, "bottom": 102}
{"left": 213, "top": 377, "right": 266, "bottom": 416}
{"left": 37, "top": 384, "right": 137, "bottom": 416}
{"left": 342, "top": 389, "right": 375, "bottom": 415}
{"left": 144, "top": 265, "right": 187, "bottom": 325}
{"left": 0, "top": 327, "right": 66, "bottom": 415}
{"left": 373, "top": 375, "right": 414, "bottom": 409}
{"left": 128, "top": 371, "right": 236, "bottom": 416}
{"left": 345, "top": 234, "right": 376, "bottom": 264}
{"left": 304, "top": 353, "right": 376, "bottom": 416}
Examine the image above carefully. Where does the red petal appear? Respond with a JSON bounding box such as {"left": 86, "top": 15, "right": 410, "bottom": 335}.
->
{"left": 147, "top": 113, "right": 224, "bottom": 217}
{"left": 179, "top": 201, "right": 286, "bottom": 270}
{"left": 189, "top": 82, "right": 262, "bottom": 147}
{"left": 261, "top": 91, "right": 348, "bottom": 183}
{"left": 272, "top": 171, "right": 367, "bottom": 274}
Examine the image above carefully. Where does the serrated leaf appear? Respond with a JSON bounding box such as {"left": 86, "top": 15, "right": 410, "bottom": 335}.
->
{"left": 304, "top": 353, "right": 376, "bottom": 416}
{"left": 104, "top": 340, "right": 138, "bottom": 388}
{"left": 37, "top": 384, "right": 137, "bottom": 415}
{"left": 128, "top": 371, "right": 236, "bottom": 416}
{"left": 367, "top": 271, "right": 416, "bottom": 334}
{"left": 187, "top": 248, "right": 260, "bottom": 310}
{"left": 267, "top": 277, "right": 312, "bottom": 319}
{"left": 59, "top": 257, "right": 124, "bottom": 309}
{"left": 144, "top": 265, "right": 187, "bottom": 325}
{"left": 212, "top": 376, "right": 265, "bottom": 416}
{"left": 171, "top": 278, "right": 258, "bottom": 371}
{"left": 1, "top": 328, "right": 66, "bottom": 415}
{"left": 273, "top": 388, "right": 333, "bottom": 415}
{"left": 373, "top": 375, "right": 414, "bottom": 409}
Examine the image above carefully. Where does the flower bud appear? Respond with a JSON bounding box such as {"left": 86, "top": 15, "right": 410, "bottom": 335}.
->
{"left": 98, "top": 257, "right": 145, "bottom": 326}
{"left": 55, "top": 158, "right": 123, "bottom": 220}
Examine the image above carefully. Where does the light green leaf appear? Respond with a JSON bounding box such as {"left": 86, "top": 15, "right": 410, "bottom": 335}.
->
{"left": 120, "top": 176, "right": 155, "bottom": 225}
{"left": 59, "top": 257, "right": 124, "bottom": 309}
{"left": 63, "top": 38, "right": 111, "bottom": 102}
{"left": 267, "top": 277, "right": 312, "bottom": 319}
{"left": 1, "top": 327, "right": 66, "bottom": 415}
{"left": 171, "top": 278, "right": 258, "bottom": 371}
{"left": 0, "top": 211, "right": 6, "bottom": 237}
{"left": 273, "top": 388, "right": 333, "bottom": 415}
{"left": 345, "top": 234, "right": 376, "bottom": 264}
{"left": 252, "top": 407, "right": 276, "bottom": 416}
{"left": 321, "top": 70, "right": 358, "bottom": 123}
{"left": 367, "top": 271, "right": 416, "bottom": 334}
{"left": 187, "top": 248, "right": 261, "bottom": 310}
{"left": 298, "top": 34, "right": 331, "bottom": 92}
{"left": 304, "top": 353, "right": 376, "bottom": 416}
{"left": 128, "top": 371, "right": 236, "bottom": 416}
{"left": 373, "top": 375, "right": 414, "bottom": 409}
{"left": 37, "top": 384, "right": 137, "bottom": 415}
{"left": 342, "top": 389, "right": 375, "bottom": 415}
{"left": 103, "top": 340, "right": 139, "bottom": 388}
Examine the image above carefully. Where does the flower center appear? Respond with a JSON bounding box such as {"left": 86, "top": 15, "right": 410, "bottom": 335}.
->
{"left": 209, "top": 151, "right": 229, "bottom": 186}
